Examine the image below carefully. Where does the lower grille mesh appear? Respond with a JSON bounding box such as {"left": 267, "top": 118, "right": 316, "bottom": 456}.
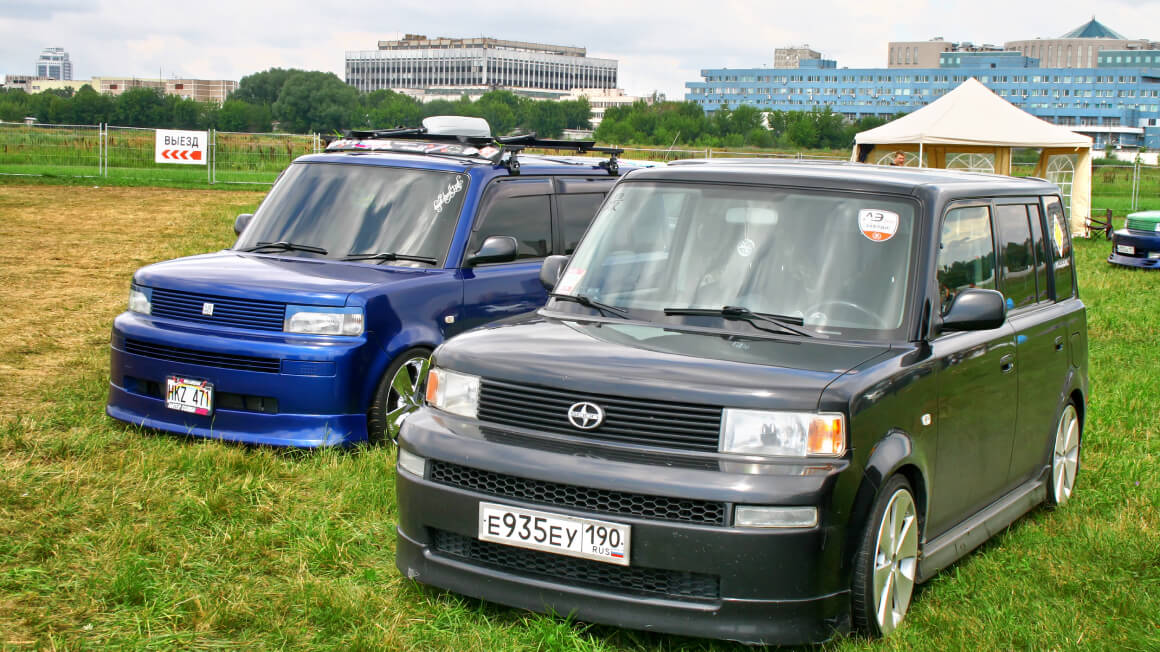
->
{"left": 429, "top": 461, "right": 726, "bottom": 526}
{"left": 432, "top": 529, "right": 720, "bottom": 601}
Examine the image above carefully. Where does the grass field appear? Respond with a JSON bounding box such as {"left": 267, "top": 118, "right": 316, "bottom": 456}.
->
{"left": 1, "top": 184, "right": 1158, "bottom": 650}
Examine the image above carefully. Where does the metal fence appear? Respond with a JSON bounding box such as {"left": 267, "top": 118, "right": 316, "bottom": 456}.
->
{"left": 1, "top": 121, "right": 1158, "bottom": 213}
{"left": 0, "top": 122, "right": 321, "bottom": 186}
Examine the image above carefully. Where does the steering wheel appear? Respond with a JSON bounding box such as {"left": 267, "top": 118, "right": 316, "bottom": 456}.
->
{"left": 805, "top": 300, "right": 887, "bottom": 328}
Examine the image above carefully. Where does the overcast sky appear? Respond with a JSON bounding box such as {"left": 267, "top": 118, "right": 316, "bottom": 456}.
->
{"left": 3, "top": 0, "right": 1160, "bottom": 99}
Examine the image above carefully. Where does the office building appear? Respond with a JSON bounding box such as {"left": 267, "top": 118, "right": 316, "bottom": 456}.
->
{"left": 686, "top": 19, "right": 1160, "bottom": 149}
{"left": 345, "top": 35, "right": 618, "bottom": 97}
{"left": 36, "top": 47, "right": 72, "bottom": 80}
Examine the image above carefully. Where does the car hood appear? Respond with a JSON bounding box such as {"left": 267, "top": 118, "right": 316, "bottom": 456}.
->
{"left": 436, "top": 314, "right": 893, "bottom": 411}
{"left": 133, "top": 251, "right": 436, "bottom": 306}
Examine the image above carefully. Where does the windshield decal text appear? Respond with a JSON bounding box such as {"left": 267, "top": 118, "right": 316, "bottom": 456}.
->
{"left": 858, "top": 209, "right": 900, "bottom": 242}
{"left": 433, "top": 176, "right": 465, "bottom": 213}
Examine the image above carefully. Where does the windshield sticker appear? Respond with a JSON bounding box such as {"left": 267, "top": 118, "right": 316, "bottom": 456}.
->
{"left": 432, "top": 176, "right": 465, "bottom": 213}
{"left": 1052, "top": 214, "right": 1067, "bottom": 257}
{"left": 858, "top": 209, "right": 900, "bottom": 242}
{"left": 736, "top": 238, "right": 756, "bottom": 257}
{"left": 556, "top": 268, "right": 585, "bottom": 295}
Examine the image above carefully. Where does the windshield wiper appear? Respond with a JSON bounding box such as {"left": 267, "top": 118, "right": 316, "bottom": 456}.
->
{"left": 663, "top": 305, "right": 813, "bottom": 338}
{"left": 243, "top": 241, "right": 328, "bottom": 255}
{"left": 549, "top": 293, "right": 630, "bottom": 319}
{"left": 342, "top": 252, "right": 438, "bottom": 265}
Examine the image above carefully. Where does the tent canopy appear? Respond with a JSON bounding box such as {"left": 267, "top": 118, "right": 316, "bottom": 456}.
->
{"left": 852, "top": 78, "right": 1093, "bottom": 232}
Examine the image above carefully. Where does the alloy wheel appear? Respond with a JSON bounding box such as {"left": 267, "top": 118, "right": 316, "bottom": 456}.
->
{"left": 872, "top": 488, "right": 919, "bottom": 635}
{"left": 1052, "top": 404, "right": 1081, "bottom": 505}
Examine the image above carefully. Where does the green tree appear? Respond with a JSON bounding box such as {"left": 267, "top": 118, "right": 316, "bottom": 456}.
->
{"left": 67, "top": 85, "right": 114, "bottom": 124}
{"left": 232, "top": 68, "right": 297, "bottom": 106}
{"left": 113, "top": 88, "right": 167, "bottom": 127}
{"left": 272, "top": 71, "right": 359, "bottom": 133}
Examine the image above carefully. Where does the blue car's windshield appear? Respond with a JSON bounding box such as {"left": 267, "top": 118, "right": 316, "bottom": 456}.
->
{"left": 235, "top": 162, "right": 468, "bottom": 267}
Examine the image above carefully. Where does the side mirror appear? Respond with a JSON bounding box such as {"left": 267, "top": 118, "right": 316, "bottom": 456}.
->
{"left": 234, "top": 213, "right": 253, "bottom": 236}
{"left": 466, "top": 235, "right": 518, "bottom": 266}
{"left": 939, "top": 288, "right": 1007, "bottom": 332}
{"left": 540, "top": 255, "right": 570, "bottom": 291}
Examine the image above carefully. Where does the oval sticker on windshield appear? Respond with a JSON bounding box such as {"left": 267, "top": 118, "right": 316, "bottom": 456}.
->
{"left": 858, "top": 209, "right": 900, "bottom": 242}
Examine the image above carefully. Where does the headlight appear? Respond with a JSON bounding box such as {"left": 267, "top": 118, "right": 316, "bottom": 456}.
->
{"left": 424, "top": 367, "right": 480, "bottom": 418}
{"left": 284, "top": 305, "right": 364, "bottom": 336}
{"left": 720, "top": 410, "right": 846, "bottom": 457}
{"left": 128, "top": 284, "right": 152, "bottom": 315}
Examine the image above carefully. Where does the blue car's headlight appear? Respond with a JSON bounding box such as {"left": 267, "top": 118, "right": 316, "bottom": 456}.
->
{"left": 284, "top": 305, "right": 364, "bottom": 336}
{"left": 128, "top": 284, "right": 152, "bottom": 315}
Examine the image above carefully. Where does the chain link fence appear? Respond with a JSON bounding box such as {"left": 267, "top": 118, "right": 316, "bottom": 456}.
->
{"left": 2, "top": 122, "right": 1159, "bottom": 215}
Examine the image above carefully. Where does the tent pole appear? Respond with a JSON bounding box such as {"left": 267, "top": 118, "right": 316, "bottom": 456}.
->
{"left": 919, "top": 142, "right": 924, "bottom": 168}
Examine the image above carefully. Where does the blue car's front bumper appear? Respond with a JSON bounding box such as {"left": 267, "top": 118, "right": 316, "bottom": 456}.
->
{"left": 106, "top": 312, "right": 378, "bottom": 447}
{"left": 1109, "top": 230, "right": 1160, "bottom": 269}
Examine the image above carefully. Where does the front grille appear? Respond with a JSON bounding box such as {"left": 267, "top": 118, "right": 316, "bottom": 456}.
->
{"left": 1125, "top": 217, "right": 1160, "bottom": 233}
{"left": 124, "top": 376, "right": 279, "bottom": 413}
{"left": 124, "top": 338, "right": 281, "bottom": 373}
{"left": 150, "top": 288, "right": 286, "bottom": 332}
{"left": 429, "top": 461, "right": 726, "bottom": 526}
{"left": 478, "top": 379, "right": 723, "bottom": 452}
{"left": 432, "top": 529, "right": 720, "bottom": 601}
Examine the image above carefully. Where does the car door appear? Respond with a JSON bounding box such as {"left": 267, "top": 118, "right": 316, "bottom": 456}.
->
{"left": 456, "top": 178, "right": 554, "bottom": 334}
{"left": 928, "top": 203, "right": 1019, "bottom": 535}
{"left": 996, "top": 199, "right": 1073, "bottom": 487}
{"left": 553, "top": 177, "right": 616, "bottom": 255}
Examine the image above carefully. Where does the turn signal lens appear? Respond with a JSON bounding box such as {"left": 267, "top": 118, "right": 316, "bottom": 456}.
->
{"left": 808, "top": 415, "right": 846, "bottom": 456}
{"left": 425, "top": 368, "right": 441, "bottom": 404}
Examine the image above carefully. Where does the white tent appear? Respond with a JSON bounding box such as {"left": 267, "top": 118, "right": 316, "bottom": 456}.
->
{"left": 851, "top": 78, "right": 1093, "bottom": 234}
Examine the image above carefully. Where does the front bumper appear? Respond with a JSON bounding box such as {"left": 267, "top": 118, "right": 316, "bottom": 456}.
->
{"left": 106, "top": 311, "right": 378, "bottom": 447}
{"left": 395, "top": 408, "right": 853, "bottom": 645}
{"left": 1108, "top": 230, "right": 1160, "bottom": 269}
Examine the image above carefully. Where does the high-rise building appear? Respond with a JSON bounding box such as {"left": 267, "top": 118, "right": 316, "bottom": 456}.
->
{"left": 36, "top": 47, "right": 72, "bottom": 80}
{"left": 345, "top": 35, "right": 618, "bottom": 96}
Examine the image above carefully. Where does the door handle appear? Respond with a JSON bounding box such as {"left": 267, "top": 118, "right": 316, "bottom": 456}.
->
{"left": 1000, "top": 353, "right": 1015, "bottom": 373}
{"left": 1054, "top": 336, "right": 1065, "bottom": 351}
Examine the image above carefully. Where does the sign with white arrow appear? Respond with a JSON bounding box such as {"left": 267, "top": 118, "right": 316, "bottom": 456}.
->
{"left": 155, "top": 129, "right": 207, "bottom": 165}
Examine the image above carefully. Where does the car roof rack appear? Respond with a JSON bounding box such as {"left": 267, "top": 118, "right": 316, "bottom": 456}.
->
{"left": 497, "top": 135, "right": 624, "bottom": 176}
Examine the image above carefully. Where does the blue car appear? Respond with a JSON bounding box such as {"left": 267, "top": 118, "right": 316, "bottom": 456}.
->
{"left": 1108, "top": 210, "right": 1160, "bottom": 269}
{"left": 106, "top": 117, "right": 636, "bottom": 447}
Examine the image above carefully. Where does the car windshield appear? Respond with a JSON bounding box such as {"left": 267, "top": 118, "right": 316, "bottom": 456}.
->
{"left": 555, "top": 181, "right": 917, "bottom": 339}
{"left": 234, "top": 162, "right": 468, "bottom": 267}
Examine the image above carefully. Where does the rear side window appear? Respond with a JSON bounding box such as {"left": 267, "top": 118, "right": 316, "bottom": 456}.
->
{"left": 469, "top": 195, "right": 551, "bottom": 261}
{"left": 558, "top": 193, "right": 604, "bottom": 254}
{"left": 1044, "top": 196, "right": 1074, "bottom": 300}
{"left": 1027, "top": 203, "right": 1050, "bottom": 303}
{"left": 937, "top": 206, "right": 996, "bottom": 314}
{"left": 995, "top": 204, "right": 1037, "bottom": 309}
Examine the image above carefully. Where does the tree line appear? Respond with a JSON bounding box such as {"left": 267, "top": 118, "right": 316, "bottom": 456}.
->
{"left": 0, "top": 67, "right": 895, "bottom": 149}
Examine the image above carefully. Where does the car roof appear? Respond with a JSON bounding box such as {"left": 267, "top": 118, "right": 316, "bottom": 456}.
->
{"left": 633, "top": 159, "right": 1060, "bottom": 199}
{"left": 293, "top": 150, "right": 642, "bottom": 177}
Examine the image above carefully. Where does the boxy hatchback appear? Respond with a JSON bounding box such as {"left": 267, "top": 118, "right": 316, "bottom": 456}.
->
{"left": 106, "top": 117, "right": 637, "bottom": 447}
{"left": 395, "top": 161, "right": 1089, "bottom": 644}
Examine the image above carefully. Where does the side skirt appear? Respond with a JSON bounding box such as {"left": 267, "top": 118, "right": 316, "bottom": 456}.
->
{"left": 917, "top": 474, "right": 1047, "bottom": 583}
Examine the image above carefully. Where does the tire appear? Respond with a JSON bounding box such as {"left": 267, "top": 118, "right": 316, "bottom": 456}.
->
{"left": 852, "top": 474, "right": 920, "bottom": 638}
{"left": 1047, "top": 402, "right": 1081, "bottom": 507}
{"left": 366, "top": 348, "right": 431, "bottom": 445}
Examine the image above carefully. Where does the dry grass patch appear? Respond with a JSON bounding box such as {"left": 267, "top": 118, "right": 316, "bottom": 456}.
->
{"left": 0, "top": 186, "right": 264, "bottom": 417}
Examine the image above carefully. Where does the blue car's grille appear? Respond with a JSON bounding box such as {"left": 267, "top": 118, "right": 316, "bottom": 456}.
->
{"left": 150, "top": 288, "right": 286, "bottom": 332}
{"left": 124, "top": 338, "right": 281, "bottom": 373}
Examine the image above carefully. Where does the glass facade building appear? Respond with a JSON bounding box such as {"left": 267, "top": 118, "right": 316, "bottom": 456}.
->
{"left": 685, "top": 56, "right": 1160, "bottom": 149}
{"left": 346, "top": 36, "right": 617, "bottom": 94}
{"left": 36, "top": 47, "right": 72, "bottom": 81}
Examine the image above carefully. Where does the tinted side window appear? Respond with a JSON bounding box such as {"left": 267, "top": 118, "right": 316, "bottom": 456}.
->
{"left": 1027, "top": 203, "right": 1050, "bottom": 302}
{"left": 995, "top": 204, "right": 1037, "bottom": 309}
{"left": 558, "top": 193, "right": 604, "bottom": 254}
{"left": 1044, "top": 196, "right": 1074, "bottom": 300}
{"left": 469, "top": 195, "right": 551, "bottom": 261}
{"left": 937, "top": 206, "right": 996, "bottom": 314}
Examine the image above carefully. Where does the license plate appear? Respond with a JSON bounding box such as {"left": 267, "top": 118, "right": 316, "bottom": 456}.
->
{"left": 165, "top": 376, "right": 213, "bottom": 416}
{"left": 1117, "top": 244, "right": 1136, "bottom": 255}
{"left": 478, "top": 502, "right": 631, "bottom": 566}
